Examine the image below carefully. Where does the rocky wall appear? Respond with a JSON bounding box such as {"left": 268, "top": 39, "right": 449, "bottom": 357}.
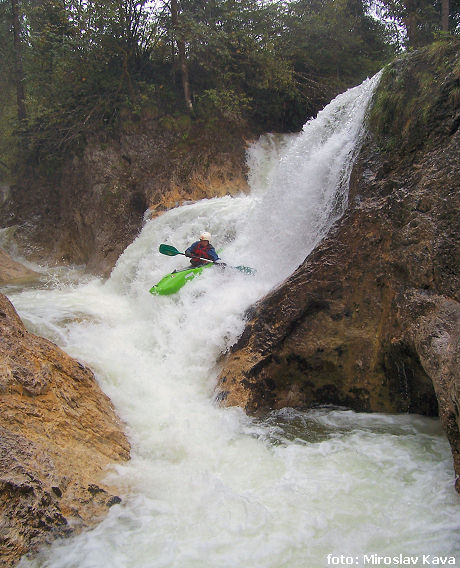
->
{"left": 0, "top": 118, "right": 251, "bottom": 276}
{"left": 0, "top": 294, "right": 130, "bottom": 566}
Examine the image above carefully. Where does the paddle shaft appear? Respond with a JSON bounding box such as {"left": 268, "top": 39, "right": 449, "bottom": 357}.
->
{"left": 178, "top": 251, "right": 215, "bottom": 264}
{"left": 158, "top": 243, "right": 254, "bottom": 274}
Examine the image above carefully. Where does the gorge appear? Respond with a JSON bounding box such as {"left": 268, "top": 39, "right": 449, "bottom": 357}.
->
{"left": 0, "top": 41, "right": 459, "bottom": 567}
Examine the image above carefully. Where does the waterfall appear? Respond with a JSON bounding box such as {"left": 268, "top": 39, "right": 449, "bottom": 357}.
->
{"left": 230, "top": 72, "right": 382, "bottom": 283}
{"left": 4, "top": 73, "right": 457, "bottom": 568}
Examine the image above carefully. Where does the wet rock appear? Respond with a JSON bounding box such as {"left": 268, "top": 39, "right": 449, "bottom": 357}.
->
{"left": 0, "top": 249, "right": 39, "bottom": 285}
{"left": 0, "top": 293, "right": 130, "bottom": 566}
{"left": 217, "top": 43, "right": 460, "bottom": 491}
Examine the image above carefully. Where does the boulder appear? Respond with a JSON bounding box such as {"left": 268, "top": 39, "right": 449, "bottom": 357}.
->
{"left": 0, "top": 293, "right": 130, "bottom": 566}
{"left": 0, "top": 249, "right": 39, "bottom": 285}
{"left": 0, "top": 119, "right": 251, "bottom": 276}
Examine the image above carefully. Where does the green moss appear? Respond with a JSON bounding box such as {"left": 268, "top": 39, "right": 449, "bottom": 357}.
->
{"left": 450, "top": 85, "right": 460, "bottom": 108}
{"left": 425, "top": 38, "right": 458, "bottom": 66}
{"left": 370, "top": 38, "right": 460, "bottom": 156}
{"left": 158, "top": 113, "right": 192, "bottom": 134}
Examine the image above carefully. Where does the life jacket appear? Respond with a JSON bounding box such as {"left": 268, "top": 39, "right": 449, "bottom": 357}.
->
{"left": 189, "top": 241, "right": 215, "bottom": 266}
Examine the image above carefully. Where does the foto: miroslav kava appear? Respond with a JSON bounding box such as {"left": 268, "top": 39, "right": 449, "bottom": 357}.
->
{"left": 363, "top": 554, "right": 456, "bottom": 565}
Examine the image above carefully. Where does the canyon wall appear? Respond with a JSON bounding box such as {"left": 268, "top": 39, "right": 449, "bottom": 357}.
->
{"left": 0, "top": 118, "right": 251, "bottom": 275}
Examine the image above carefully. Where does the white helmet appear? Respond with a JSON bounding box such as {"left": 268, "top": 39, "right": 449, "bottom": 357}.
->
{"left": 200, "top": 231, "right": 211, "bottom": 241}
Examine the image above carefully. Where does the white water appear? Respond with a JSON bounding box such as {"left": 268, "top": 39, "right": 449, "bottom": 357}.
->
{"left": 3, "top": 74, "right": 458, "bottom": 568}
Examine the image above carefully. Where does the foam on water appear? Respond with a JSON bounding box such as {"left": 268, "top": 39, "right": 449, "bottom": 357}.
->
{"left": 3, "top": 74, "right": 458, "bottom": 567}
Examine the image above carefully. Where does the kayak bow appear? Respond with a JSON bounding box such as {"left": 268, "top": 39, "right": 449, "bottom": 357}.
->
{"left": 149, "top": 264, "right": 213, "bottom": 296}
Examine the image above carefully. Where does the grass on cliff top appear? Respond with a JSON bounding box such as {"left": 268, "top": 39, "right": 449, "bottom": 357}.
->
{"left": 370, "top": 38, "right": 460, "bottom": 156}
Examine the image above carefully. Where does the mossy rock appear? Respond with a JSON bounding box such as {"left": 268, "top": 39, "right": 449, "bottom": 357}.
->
{"left": 370, "top": 39, "right": 460, "bottom": 156}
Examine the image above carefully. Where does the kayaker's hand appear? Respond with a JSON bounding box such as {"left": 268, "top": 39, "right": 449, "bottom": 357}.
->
{"left": 184, "top": 251, "right": 191, "bottom": 257}
{"left": 215, "top": 261, "right": 226, "bottom": 267}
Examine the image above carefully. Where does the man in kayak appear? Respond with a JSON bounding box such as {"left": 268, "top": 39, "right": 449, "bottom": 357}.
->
{"left": 185, "top": 232, "right": 220, "bottom": 267}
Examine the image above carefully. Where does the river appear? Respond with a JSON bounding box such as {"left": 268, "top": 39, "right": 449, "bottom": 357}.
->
{"left": 2, "top": 73, "right": 458, "bottom": 567}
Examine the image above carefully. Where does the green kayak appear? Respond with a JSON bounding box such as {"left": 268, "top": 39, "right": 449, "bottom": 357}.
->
{"left": 149, "top": 263, "right": 214, "bottom": 296}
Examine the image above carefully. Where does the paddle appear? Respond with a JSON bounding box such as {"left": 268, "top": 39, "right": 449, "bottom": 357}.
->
{"left": 159, "top": 243, "right": 214, "bottom": 264}
{"left": 159, "top": 244, "right": 255, "bottom": 274}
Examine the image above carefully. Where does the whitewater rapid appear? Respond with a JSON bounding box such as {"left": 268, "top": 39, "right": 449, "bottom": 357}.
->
{"left": 2, "top": 74, "right": 458, "bottom": 567}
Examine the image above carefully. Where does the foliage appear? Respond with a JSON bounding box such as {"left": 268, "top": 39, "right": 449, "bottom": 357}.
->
{"left": 277, "top": 0, "right": 394, "bottom": 124}
{"left": 195, "top": 89, "right": 252, "bottom": 125}
{"left": 370, "top": 38, "right": 460, "bottom": 154}
{"left": 371, "top": 0, "right": 460, "bottom": 48}
{"left": 0, "top": 0, "right": 402, "bottom": 173}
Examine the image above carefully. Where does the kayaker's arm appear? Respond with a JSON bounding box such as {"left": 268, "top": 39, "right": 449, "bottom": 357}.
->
{"left": 208, "top": 247, "right": 219, "bottom": 262}
{"left": 186, "top": 251, "right": 215, "bottom": 263}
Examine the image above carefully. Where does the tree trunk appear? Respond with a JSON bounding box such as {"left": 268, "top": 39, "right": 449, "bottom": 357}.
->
{"left": 403, "top": 0, "right": 419, "bottom": 47}
{"left": 170, "top": 0, "right": 193, "bottom": 113}
{"left": 11, "top": 0, "right": 27, "bottom": 120}
{"left": 441, "top": 0, "right": 449, "bottom": 31}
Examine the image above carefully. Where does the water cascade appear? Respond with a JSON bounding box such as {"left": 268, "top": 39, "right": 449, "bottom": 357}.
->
{"left": 4, "top": 74, "right": 458, "bottom": 567}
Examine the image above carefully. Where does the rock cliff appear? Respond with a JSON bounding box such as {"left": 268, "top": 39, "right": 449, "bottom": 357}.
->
{"left": 0, "top": 118, "right": 251, "bottom": 276}
{"left": 0, "top": 293, "right": 130, "bottom": 566}
{"left": 217, "top": 41, "right": 460, "bottom": 491}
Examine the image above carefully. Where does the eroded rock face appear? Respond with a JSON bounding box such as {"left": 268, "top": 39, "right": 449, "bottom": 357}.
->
{"left": 0, "top": 293, "right": 130, "bottom": 566}
{"left": 0, "top": 119, "right": 251, "bottom": 276}
{"left": 217, "top": 43, "right": 460, "bottom": 491}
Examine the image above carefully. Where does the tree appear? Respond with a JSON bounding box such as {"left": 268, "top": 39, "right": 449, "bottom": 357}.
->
{"left": 11, "top": 0, "right": 26, "bottom": 120}
{"left": 277, "top": 0, "right": 393, "bottom": 125}
{"left": 170, "top": 0, "right": 193, "bottom": 111}
{"left": 0, "top": 0, "right": 403, "bottom": 165}
{"left": 372, "top": 0, "right": 460, "bottom": 48}
{"left": 442, "top": 0, "right": 449, "bottom": 31}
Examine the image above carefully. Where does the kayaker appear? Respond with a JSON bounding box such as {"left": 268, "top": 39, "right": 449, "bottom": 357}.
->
{"left": 185, "top": 232, "right": 220, "bottom": 267}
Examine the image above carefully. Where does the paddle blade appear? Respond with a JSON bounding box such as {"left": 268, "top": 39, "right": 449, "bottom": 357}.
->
{"left": 234, "top": 265, "right": 256, "bottom": 275}
{"left": 159, "top": 244, "right": 181, "bottom": 257}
